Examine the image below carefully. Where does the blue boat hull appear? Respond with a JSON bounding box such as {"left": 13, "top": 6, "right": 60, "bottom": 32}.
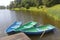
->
{"left": 6, "top": 21, "right": 22, "bottom": 34}
{"left": 22, "top": 28, "right": 55, "bottom": 35}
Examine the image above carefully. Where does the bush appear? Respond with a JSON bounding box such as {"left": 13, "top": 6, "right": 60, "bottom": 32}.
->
{"left": 25, "top": 4, "right": 30, "bottom": 9}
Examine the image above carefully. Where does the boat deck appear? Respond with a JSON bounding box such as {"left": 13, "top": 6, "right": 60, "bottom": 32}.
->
{"left": 0, "top": 33, "right": 31, "bottom": 40}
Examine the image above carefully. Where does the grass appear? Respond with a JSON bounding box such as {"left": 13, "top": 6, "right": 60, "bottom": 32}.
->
{"left": 46, "top": 4, "right": 60, "bottom": 20}
{"left": 12, "top": 7, "right": 26, "bottom": 11}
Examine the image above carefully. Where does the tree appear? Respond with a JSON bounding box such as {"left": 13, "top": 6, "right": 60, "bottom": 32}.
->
{"left": 9, "top": 0, "right": 60, "bottom": 9}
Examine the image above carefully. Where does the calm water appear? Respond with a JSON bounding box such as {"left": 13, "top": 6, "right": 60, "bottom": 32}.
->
{"left": 0, "top": 9, "right": 60, "bottom": 40}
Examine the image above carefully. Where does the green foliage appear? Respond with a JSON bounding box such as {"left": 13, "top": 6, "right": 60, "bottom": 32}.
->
{"left": 8, "top": 0, "right": 60, "bottom": 9}
{"left": 9, "top": 0, "right": 43, "bottom": 9}
{"left": 25, "top": 4, "right": 30, "bottom": 9}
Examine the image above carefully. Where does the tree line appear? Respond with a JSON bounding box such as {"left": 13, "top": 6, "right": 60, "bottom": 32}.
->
{"left": 0, "top": 6, "right": 6, "bottom": 9}
{"left": 8, "top": 0, "right": 60, "bottom": 9}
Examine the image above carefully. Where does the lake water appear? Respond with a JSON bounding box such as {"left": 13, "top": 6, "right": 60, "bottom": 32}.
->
{"left": 0, "top": 9, "right": 60, "bottom": 40}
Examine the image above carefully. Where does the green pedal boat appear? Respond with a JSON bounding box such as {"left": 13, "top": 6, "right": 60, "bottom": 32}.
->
{"left": 15, "top": 21, "right": 37, "bottom": 31}
{"left": 15, "top": 24, "right": 56, "bottom": 35}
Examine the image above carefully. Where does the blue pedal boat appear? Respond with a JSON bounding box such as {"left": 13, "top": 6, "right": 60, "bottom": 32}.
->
{"left": 6, "top": 21, "right": 22, "bottom": 34}
{"left": 6, "top": 21, "right": 37, "bottom": 34}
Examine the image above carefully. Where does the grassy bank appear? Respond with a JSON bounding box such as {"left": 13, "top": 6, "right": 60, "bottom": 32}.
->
{"left": 12, "top": 6, "right": 46, "bottom": 12}
{"left": 46, "top": 5, "right": 60, "bottom": 21}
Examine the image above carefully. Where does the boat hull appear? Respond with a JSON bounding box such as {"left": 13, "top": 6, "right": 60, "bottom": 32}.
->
{"left": 6, "top": 21, "right": 22, "bottom": 34}
{"left": 23, "top": 28, "right": 55, "bottom": 35}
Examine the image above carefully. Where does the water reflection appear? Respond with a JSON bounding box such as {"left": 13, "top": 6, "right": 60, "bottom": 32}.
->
{"left": 0, "top": 9, "right": 17, "bottom": 37}
{"left": 15, "top": 11, "right": 33, "bottom": 24}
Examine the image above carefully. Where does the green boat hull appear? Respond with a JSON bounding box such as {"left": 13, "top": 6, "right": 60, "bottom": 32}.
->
{"left": 15, "top": 24, "right": 55, "bottom": 35}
